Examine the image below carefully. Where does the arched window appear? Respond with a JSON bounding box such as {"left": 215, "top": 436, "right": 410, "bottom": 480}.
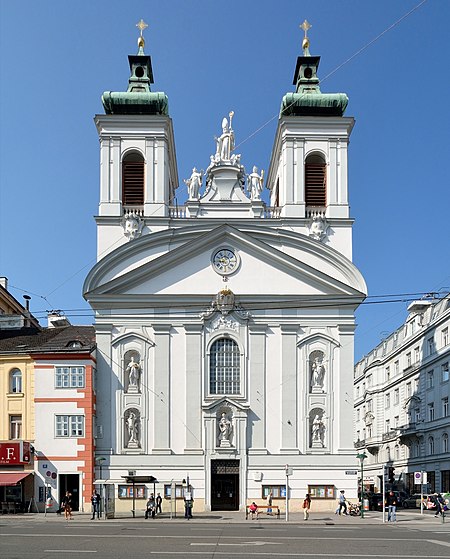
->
{"left": 385, "top": 445, "right": 391, "bottom": 461}
{"left": 428, "top": 436, "right": 434, "bottom": 454}
{"left": 395, "top": 444, "right": 400, "bottom": 460}
{"left": 10, "top": 368, "right": 22, "bottom": 393}
{"left": 209, "top": 338, "right": 240, "bottom": 395}
{"left": 443, "top": 433, "right": 448, "bottom": 453}
{"left": 305, "top": 153, "right": 326, "bottom": 207}
{"left": 122, "top": 152, "right": 144, "bottom": 206}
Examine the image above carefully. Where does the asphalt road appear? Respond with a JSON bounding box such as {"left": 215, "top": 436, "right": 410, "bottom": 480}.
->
{"left": 1, "top": 516, "right": 449, "bottom": 559}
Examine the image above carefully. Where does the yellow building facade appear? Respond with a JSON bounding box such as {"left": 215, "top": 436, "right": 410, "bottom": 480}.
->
{"left": 0, "top": 354, "right": 35, "bottom": 443}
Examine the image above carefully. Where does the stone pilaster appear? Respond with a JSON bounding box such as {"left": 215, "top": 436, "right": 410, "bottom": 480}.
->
{"left": 248, "top": 325, "right": 267, "bottom": 454}
{"left": 184, "top": 324, "right": 203, "bottom": 453}
{"left": 152, "top": 324, "right": 172, "bottom": 454}
{"left": 280, "top": 324, "right": 299, "bottom": 453}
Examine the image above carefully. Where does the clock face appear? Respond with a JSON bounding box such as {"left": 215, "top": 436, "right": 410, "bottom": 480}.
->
{"left": 212, "top": 248, "right": 239, "bottom": 275}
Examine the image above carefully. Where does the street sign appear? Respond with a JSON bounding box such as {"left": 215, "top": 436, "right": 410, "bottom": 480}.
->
{"left": 414, "top": 471, "right": 427, "bottom": 484}
{"left": 345, "top": 470, "right": 358, "bottom": 475}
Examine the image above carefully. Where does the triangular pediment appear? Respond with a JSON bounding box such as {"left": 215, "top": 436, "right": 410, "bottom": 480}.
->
{"left": 202, "top": 397, "right": 250, "bottom": 412}
{"left": 84, "top": 224, "right": 366, "bottom": 302}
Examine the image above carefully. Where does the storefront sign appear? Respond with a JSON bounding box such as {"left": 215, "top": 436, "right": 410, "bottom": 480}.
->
{"left": 0, "top": 441, "right": 31, "bottom": 464}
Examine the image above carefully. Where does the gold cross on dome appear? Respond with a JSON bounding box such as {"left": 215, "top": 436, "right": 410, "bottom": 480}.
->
{"left": 300, "top": 19, "right": 312, "bottom": 38}
{"left": 136, "top": 19, "right": 148, "bottom": 37}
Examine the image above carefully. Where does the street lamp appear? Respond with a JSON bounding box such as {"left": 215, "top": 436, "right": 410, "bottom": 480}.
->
{"left": 96, "top": 457, "right": 106, "bottom": 518}
{"left": 356, "top": 452, "right": 367, "bottom": 518}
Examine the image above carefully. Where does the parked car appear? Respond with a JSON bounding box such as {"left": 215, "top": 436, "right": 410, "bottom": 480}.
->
{"left": 369, "top": 494, "right": 384, "bottom": 511}
{"left": 402, "top": 493, "right": 434, "bottom": 509}
{"left": 392, "top": 491, "right": 408, "bottom": 507}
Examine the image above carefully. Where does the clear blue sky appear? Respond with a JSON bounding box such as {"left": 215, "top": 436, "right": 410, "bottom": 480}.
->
{"left": 0, "top": 0, "right": 449, "bottom": 361}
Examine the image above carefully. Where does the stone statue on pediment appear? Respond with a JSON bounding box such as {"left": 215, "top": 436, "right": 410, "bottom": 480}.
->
{"left": 184, "top": 167, "right": 203, "bottom": 200}
{"left": 215, "top": 114, "right": 235, "bottom": 162}
{"left": 247, "top": 166, "right": 264, "bottom": 201}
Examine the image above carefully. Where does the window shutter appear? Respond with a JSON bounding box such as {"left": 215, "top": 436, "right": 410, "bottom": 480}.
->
{"left": 122, "top": 160, "right": 144, "bottom": 205}
{"left": 305, "top": 162, "right": 326, "bottom": 207}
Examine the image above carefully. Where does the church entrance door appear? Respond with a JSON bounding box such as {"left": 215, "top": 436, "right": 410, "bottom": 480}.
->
{"left": 210, "top": 459, "right": 239, "bottom": 511}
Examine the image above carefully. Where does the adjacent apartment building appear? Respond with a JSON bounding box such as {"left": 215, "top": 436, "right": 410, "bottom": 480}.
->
{"left": 0, "top": 279, "right": 96, "bottom": 513}
{"left": 354, "top": 295, "right": 450, "bottom": 494}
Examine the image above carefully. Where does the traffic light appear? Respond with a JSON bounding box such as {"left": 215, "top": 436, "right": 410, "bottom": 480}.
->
{"left": 388, "top": 466, "right": 395, "bottom": 484}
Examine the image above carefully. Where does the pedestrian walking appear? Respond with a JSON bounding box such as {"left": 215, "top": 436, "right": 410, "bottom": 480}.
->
{"left": 91, "top": 490, "right": 100, "bottom": 520}
{"left": 336, "top": 490, "right": 348, "bottom": 515}
{"left": 386, "top": 491, "right": 397, "bottom": 522}
{"left": 303, "top": 493, "right": 311, "bottom": 520}
{"left": 156, "top": 493, "right": 162, "bottom": 515}
{"left": 433, "top": 493, "right": 445, "bottom": 518}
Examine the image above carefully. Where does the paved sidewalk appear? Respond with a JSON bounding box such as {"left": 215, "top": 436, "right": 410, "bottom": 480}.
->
{"left": 0, "top": 509, "right": 445, "bottom": 525}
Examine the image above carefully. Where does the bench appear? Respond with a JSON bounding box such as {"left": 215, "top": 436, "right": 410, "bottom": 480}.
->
{"left": 245, "top": 505, "right": 281, "bottom": 519}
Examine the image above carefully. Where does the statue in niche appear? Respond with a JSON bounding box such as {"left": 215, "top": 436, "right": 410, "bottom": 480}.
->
{"left": 215, "top": 113, "right": 235, "bottom": 161}
{"left": 125, "top": 409, "right": 140, "bottom": 448}
{"left": 311, "top": 355, "right": 326, "bottom": 390}
{"left": 311, "top": 413, "right": 325, "bottom": 447}
{"left": 126, "top": 355, "right": 141, "bottom": 392}
{"left": 247, "top": 166, "right": 264, "bottom": 201}
{"left": 218, "top": 412, "right": 232, "bottom": 447}
{"left": 184, "top": 167, "right": 203, "bottom": 200}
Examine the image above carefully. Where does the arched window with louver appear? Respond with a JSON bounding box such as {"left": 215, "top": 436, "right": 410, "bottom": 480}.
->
{"left": 305, "top": 154, "right": 326, "bottom": 208}
{"left": 122, "top": 152, "right": 145, "bottom": 206}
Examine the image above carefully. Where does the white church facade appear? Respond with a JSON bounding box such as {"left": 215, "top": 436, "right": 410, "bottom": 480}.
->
{"left": 84, "top": 23, "right": 367, "bottom": 513}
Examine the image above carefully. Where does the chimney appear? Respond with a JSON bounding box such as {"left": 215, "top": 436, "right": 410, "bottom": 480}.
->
{"left": 0, "top": 277, "right": 8, "bottom": 290}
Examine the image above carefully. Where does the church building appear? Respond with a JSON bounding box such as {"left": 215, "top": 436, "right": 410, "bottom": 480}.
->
{"left": 84, "top": 21, "right": 367, "bottom": 513}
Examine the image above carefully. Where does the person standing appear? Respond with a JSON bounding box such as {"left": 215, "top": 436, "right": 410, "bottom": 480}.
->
{"left": 386, "top": 491, "right": 397, "bottom": 522}
{"left": 91, "top": 490, "right": 100, "bottom": 520}
{"left": 267, "top": 491, "right": 273, "bottom": 515}
{"left": 156, "top": 493, "right": 162, "bottom": 515}
{"left": 184, "top": 497, "right": 193, "bottom": 519}
{"left": 337, "top": 490, "right": 348, "bottom": 515}
{"left": 62, "top": 491, "right": 73, "bottom": 521}
{"left": 303, "top": 493, "right": 312, "bottom": 521}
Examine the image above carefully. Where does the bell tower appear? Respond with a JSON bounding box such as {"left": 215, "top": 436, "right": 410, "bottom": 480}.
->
{"left": 267, "top": 21, "right": 353, "bottom": 226}
{"left": 94, "top": 20, "right": 178, "bottom": 258}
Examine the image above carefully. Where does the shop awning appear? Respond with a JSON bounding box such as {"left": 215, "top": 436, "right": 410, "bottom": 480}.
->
{"left": 0, "top": 472, "right": 32, "bottom": 486}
